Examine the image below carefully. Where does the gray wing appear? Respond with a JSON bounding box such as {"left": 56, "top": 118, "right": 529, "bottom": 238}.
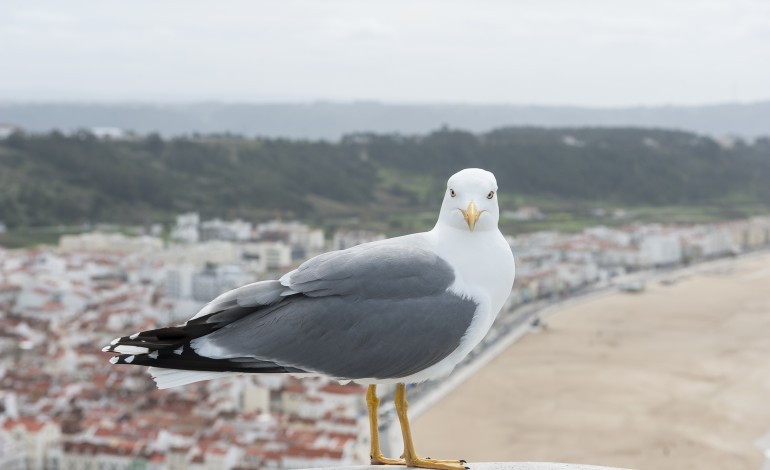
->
{"left": 192, "top": 242, "right": 478, "bottom": 380}
{"left": 186, "top": 280, "right": 288, "bottom": 325}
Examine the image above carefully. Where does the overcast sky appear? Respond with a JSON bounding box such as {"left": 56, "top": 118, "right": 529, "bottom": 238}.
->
{"left": 2, "top": 0, "right": 769, "bottom": 107}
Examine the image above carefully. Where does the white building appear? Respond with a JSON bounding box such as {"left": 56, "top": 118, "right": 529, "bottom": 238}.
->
{"left": 1, "top": 418, "right": 61, "bottom": 470}
{"left": 60, "top": 441, "right": 166, "bottom": 470}
{"left": 0, "top": 433, "right": 25, "bottom": 469}
{"left": 200, "top": 218, "right": 253, "bottom": 242}
{"left": 681, "top": 226, "right": 738, "bottom": 259}
{"left": 332, "top": 230, "right": 386, "bottom": 251}
{"left": 163, "top": 241, "right": 240, "bottom": 267}
{"left": 191, "top": 263, "right": 252, "bottom": 302}
{"left": 59, "top": 233, "right": 163, "bottom": 254}
{"left": 254, "top": 220, "right": 326, "bottom": 260}
{"left": 289, "top": 226, "right": 325, "bottom": 253}
{"left": 239, "top": 378, "right": 271, "bottom": 414}
{"left": 639, "top": 233, "right": 682, "bottom": 267}
{"left": 317, "top": 384, "right": 365, "bottom": 419}
{"left": 258, "top": 243, "right": 293, "bottom": 271}
{"left": 503, "top": 206, "right": 544, "bottom": 221}
{"left": 241, "top": 242, "right": 293, "bottom": 273}
{"left": 281, "top": 383, "right": 307, "bottom": 417}
{"left": 165, "top": 264, "right": 196, "bottom": 299}
{"left": 170, "top": 212, "right": 200, "bottom": 243}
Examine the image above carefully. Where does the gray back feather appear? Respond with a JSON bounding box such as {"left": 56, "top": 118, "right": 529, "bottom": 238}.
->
{"left": 197, "top": 242, "right": 478, "bottom": 380}
{"left": 188, "top": 280, "right": 286, "bottom": 325}
{"left": 287, "top": 243, "right": 455, "bottom": 298}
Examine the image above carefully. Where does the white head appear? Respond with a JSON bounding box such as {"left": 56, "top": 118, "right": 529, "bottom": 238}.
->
{"left": 436, "top": 168, "right": 500, "bottom": 233}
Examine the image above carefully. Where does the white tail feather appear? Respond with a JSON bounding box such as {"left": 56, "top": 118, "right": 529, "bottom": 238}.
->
{"left": 148, "top": 367, "right": 239, "bottom": 389}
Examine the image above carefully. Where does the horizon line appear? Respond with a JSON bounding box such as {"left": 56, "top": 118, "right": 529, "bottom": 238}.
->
{"left": 1, "top": 97, "right": 769, "bottom": 110}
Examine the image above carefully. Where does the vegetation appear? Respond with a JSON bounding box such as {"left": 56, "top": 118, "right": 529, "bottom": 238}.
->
{"left": 0, "top": 127, "right": 768, "bottom": 236}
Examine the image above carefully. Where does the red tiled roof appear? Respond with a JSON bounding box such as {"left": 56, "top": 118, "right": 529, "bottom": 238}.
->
{"left": 319, "top": 383, "right": 364, "bottom": 395}
{"left": 284, "top": 383, "right": 305, "bottom": 394}
{"left": 3, "top": 417, "right": 46, "bottom": 432}
{"left": 285, "top": 446, "right": 343, "bottom": 459}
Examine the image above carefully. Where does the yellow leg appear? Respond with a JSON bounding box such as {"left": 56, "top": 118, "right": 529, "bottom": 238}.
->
{"left": 394, "top": 383, "right": 468, "bottom": 470}
{"left": 367, "top": 385, "right": 406, "bottom": 466}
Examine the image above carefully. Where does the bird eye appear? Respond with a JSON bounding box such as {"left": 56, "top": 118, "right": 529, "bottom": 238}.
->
{"left": 487, "top": 191, "right": 495, "bottom": 199}
{"left": 450, "top": 189, "right": 456, "bottom": 198}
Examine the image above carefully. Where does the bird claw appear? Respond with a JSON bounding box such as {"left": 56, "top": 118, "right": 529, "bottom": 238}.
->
{"left": 370, "top": 453, "right": 406, "bottom": 466}
{"left": 406, "top": 456, "right": 468, "bottom": 469}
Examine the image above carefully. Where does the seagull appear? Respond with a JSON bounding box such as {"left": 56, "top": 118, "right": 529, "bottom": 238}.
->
{"left": 104, "top": 168, "right": 515, "bottom": 470}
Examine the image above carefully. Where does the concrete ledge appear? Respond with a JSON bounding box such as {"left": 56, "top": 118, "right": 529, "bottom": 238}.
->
{"left": 302, "top": 463, "right": 631, "bottom": 470}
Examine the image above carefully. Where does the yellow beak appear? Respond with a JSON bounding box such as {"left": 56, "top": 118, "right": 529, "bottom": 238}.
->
{"left": 460, "top": 201, "right": 481, "bottom": 231}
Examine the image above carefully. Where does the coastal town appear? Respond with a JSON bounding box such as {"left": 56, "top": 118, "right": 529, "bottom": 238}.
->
{"left": 1, "top": 214, "right": 769, "bottom": 470}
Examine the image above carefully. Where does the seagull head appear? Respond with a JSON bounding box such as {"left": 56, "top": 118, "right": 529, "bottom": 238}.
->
{"left": 437, "top": 168, "right": 500, "bottom": 232}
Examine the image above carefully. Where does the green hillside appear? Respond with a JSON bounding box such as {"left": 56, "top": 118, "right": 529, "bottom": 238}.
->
{"left": 0, "top": 127, "right": 768, "bottom": 235}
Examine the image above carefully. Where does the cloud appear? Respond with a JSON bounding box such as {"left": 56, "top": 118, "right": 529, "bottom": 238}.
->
{"left": 1, "top": 0, "right": 768, "bottom": 105}
{"left": 323, "top": 18, "right": 397, "bottom": 41}
{"left": 13, "top": 6, "right": 75, "bottom": 25}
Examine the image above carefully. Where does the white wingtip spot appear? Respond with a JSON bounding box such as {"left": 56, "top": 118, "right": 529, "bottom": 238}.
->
{"left": 109, "top": 356, "right": 119, "bottom": 364}
{"left": 173, "top": 346, "right": 184, "bottom": 355}
{"left": 110, "top": 338, "right": 120, "bottom": 345}
{"left": 114, "top": 345, "right": 149, "bottom": 355}
{"left": 101, "top": 345, "right": 111, "bottom": 352}
{"left": 149, "top": 350, "right": 159, "bottom": 359}
{"left": 124, "top": 355, "right": 135, "bottom": 364}
{"left": 130, "top": 333, "right": 140, "bottom": 339}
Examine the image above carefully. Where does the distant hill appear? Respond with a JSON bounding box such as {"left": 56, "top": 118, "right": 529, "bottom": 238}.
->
{"left": 0, "top": 127, "right": 768, "bottom": 230}
{"left": 1, "top": 101, "right": 770, "bottom": 140}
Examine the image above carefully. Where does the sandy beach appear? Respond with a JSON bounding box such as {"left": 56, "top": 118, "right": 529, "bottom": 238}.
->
{"left": 413, "top": 253, "right": 770, "bottom": 470}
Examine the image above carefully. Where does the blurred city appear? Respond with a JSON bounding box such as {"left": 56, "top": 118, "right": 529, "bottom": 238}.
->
{"left": 1, "top": 209, "right": 769, "bottom": 469}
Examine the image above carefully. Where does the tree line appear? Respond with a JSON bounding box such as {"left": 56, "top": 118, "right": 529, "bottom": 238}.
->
{"left": 0, "top": 127, "right": 768, "bottom": 229}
